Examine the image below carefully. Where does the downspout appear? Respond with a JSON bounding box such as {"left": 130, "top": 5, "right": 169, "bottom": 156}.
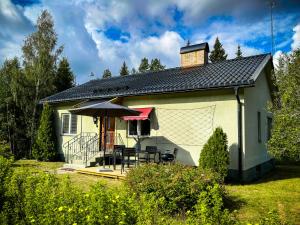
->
{"left": 234, "top": 87, "right": 243, "bottom": 182}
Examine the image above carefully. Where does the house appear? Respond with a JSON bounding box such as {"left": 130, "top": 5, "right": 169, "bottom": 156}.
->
{"left": 41, "top": 42, "right": 275, "bottom": 182}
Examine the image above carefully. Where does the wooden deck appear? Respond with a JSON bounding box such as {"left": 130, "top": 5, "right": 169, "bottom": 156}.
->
{"left": 76, "top": 166, "right": 128, "bottom": 180}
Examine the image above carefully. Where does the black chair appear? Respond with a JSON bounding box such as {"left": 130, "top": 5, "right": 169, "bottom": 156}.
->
{"left": 145, "top": 146, "right": 158, "bottom": 163}
{"left": 113, "top": 145, "right": 125, "bottom": 170}
{"left": 161, "top": 148, "right": 178, "bottom": 164}
{"left": 121, "top": 147, "right": 137, "bottom": 173}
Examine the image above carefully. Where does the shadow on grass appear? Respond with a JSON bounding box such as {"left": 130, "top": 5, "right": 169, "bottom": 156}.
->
{"left": 224, "top": 194, "right": 246, "bottom": 212}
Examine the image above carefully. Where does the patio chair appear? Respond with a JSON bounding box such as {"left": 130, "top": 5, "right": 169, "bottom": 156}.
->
{"left": 121, "top": 147, "right": 137, "bottom": 173}
{"left": 145, "top": 146, "right": 158, "bottom": 163}
{"left": 113, "top": 145, "right": 125, "bottom": 170}
{"left": 161, "top": 148, "right": 178, "bottom": 164}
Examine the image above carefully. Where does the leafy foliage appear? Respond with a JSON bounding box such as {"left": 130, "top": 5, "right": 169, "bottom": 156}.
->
{"left": 268, "top": 49, "right": 300, "bottom": 162}
{"left": 199, "top": 127, "right": 229, "bottom": 180}
{"left": 149, "top": 58, "right": 165, "bottom": 72}
{"left": 209, "top": 37, "right": 228, "bottom": 62}
{"left": 125, "top": 163, "right": 219, "bottom": 214}
{"left": 54, "top": 57, "right": 75, "bottom": 92}
{"left": 138, "top": 57, "right": 150, "bottom": 73}
{"left": 102, "top": 68, "right": 112, "bottom": 79}
{"left": 236, "top": 45, "right": 243, "bottom": 59}
{"left": 120, "top": 61, "right": 129, "bottom": 76}
{"left": 32, "top": 103, "right": 57, "bottom": 161}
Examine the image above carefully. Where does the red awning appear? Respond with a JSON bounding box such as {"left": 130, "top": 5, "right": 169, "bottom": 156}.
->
{"left": 123, "top": 108, "right": 153, "bottom": 120}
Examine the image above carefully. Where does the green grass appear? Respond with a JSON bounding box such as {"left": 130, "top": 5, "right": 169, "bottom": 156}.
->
{"left": 226, "top": 165, "right": 300, "bottom": 224}
{"left": 13, "top": 160, "right": 300, "bottom": 224}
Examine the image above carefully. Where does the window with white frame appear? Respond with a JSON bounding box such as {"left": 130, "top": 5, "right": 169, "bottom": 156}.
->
{"left": 62, "top": 113, "right": 77, "bottom": 135}
{"left": 128, "top": 120, "right": 150, "bottom": 136}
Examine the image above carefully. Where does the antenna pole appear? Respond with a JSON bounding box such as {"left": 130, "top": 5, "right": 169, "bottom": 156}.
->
{"left": 270, "top": 0, "right": 275, "bottom": 55}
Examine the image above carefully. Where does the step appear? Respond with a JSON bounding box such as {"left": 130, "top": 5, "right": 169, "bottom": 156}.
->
{"left": 76, "top": 169, "right": 126, "bottom": 180}
{"left": 63, "top": 163, "right": 86, "bottom": 169}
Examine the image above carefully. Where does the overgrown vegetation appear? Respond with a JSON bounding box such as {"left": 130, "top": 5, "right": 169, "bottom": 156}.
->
{"left": 32, "top": 103, "right": 57, "bottom": 161}
{"left": 268, "top": 49, "right": 300, "bottom": 162}
{"left": 199, "top": 127, "right": 230, "bottom": 181}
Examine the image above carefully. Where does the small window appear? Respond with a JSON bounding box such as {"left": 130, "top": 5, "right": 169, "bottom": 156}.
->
{"left": 128, "top": 120, "right": 150, "bottom": 136}
{"left": 62, "top": 113, "right": 77, "bottom": 135}
{"left": 267, "top": 117, "right": 273, "bottom": 140}
{"left": 128, "top": 120, "right": 138, "bottom": 136}
{"left": 257, "top": 111, "right": 261, "bottom": 143}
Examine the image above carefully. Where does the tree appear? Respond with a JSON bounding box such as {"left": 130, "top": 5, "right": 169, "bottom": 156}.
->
{"left": 22, "top": 10, "right": 63, "bottom": 155}
{"left": 131, "top": 68, "right": 137, "bottom": 75}
{"left": 199, "top": 127, "right": 229, "bottom": 180}
{"left": 149, "top": 58, "right": 165, "bottom": 72}
{"left": 268, "top": 49, "right": 300, "bottom": 162}
{"left": 32, "top": 103, "right": 57, "bottom": 161}
{"left": 120, "top": 61, "right": 129, "bottom": 76}
{"left": 138, "top": 57, "right": 149, "bottom": 73}
{"left": 236, "top": 45, "right": 243, "bottom": 59}
{"left": 54, "top": 57, "right": 75, "bottom": 92}
{"left": 102, "top": 69, "right": 112, "bottom": 79}
{"left": 209, "top": 37, "right": 228, "bottom": 63}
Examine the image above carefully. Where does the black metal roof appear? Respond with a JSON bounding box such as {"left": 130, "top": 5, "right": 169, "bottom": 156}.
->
{"left": 41, "top": 54, "right": 272, "bottom": 104}
{"left": 180, "top": 42, "right": 209, "bottom": 54}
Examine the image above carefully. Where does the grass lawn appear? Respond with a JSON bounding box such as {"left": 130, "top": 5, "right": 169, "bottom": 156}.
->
{"left": 13, "top": 160, "right": 300, "bottom": 224}
{"left": 226, "top": 165, "right": 300, "bottom": 224}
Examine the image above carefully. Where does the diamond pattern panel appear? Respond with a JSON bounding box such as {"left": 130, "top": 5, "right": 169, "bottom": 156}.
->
{"left": 156, "top": 105, "right": 215, "bottom": 146}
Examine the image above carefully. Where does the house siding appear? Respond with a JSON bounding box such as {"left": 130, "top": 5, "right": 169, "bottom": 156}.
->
{"left": 244, "top": 70, "right": 272, "bottom": 171}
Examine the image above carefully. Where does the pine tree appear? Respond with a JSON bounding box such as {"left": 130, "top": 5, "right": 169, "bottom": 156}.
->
{"left": 120, "top": 61, "right": 129, "bottom": 76}
{"left": 149, "top": 58, "right": 165, "bottom": 72}
{"left": 236, "top": 45, "right": 243, "bottom": 59}
{"left": 138, "top": 57, "right": 149, "bottom": 73}
{"left": 209, "top": 37, "right": 228, "bottom": 63}
{"left": 32, "top": 103, "right": 57, "bottom": 161}
{"left": 54, "top": 57, "right": 75, "bottom": 92}
{"left": 199, "top": 127, "right": 229, "bottom": 180}
{"left": 102, "top": 69, "right": 112, "bottom": 79}
{"left": 131, "top": 68, "right": 137, "bottom": 75}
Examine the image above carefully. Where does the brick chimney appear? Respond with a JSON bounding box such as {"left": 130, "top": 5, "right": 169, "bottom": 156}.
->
{"left": 180, "top": 42, "right": 209, "bottom": 67}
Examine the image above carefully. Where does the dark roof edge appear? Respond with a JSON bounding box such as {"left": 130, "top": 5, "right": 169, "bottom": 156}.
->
{"left": 41, "top": 83, "right": 255, "bottom": 105}
{"left": 180, "top": 42, "right": 209, "bottom": 54}
{"left": 250, "top": 54, "right": 272, "bottom": 82}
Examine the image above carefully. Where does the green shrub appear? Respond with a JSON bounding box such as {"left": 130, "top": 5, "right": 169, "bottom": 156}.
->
{"left": 199, "top": 127, "right": 229, "bottom": 181}
{"left": 0, "top": 142, "right": 13, "bottom": 159}
{"left": 32, "top": 103, "right": 57, "bottom": 161}
{"left": 186, "top": 183, "right": 237, "bottom": 225}
{"left": 125, "top": 163, "right": 219, "bottom": 214}
{"left": 0, "top": 156, "right": 13, "bottom": 213}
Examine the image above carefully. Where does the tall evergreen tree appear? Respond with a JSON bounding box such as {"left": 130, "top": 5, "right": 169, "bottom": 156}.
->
{"left": 236, "top": 45, "right": 243, "bottom": 59}
{"left": 209, "top": 37, "right": 228, "bottom": 63}
{"left": 131, "top": 68, "right": 137, "bottom": 75}
{"left": 138, "top": 57, "right": 149, "bottom": 73}
{"left": 149, "top": 58, "right": 165, "bottom": 72}
{"left": 268, "top": 49, "right": 300, "bottom": 162}
{"left": 22, "top": 10, "right": 63, "bottom": 155}
{"left": 120, "top": 62, "right": 129, "bottom": 76}
{"left": 32, "top": 103, "right": 57, "bottom": 161}
{"left": 102, "top": 69, "right": 112, "bottom": 79}
{"left": 54, "top": 57, "right": 75, "bottom": 92}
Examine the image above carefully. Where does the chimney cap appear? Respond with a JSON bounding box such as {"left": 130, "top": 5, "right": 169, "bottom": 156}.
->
{"left": 180, "top": 42, "right": 209, "bottom": 54}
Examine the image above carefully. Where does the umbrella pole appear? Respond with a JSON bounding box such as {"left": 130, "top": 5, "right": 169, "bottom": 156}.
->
{"left": 99, "top": 116, "right": 102, "bottom": 152}
{"left": 103, "top": 114, "right": 107, "bottom": 168}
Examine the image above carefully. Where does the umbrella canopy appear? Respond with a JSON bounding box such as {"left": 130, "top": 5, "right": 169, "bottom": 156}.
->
{"left": 69, "top": 101, "right": 140, "bottom": 117}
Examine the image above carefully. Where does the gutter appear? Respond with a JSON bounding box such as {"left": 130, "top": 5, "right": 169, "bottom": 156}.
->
{"left": 234, "top": 87, "right": 243, "bottom": 182}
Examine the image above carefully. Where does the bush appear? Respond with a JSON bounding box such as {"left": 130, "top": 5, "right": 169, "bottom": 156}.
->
{"left": 199, "top": 127, "right": 229, "bottom": 181}
{"left": 186, "top": 183, "right": 237, "bottom": 225}
{"left": 0, "top": 156, "right": 13, "bottom": 213}
{"left": 32, "top": 103, "right": 57, "bottom": 161}
{"left": 0, "top": 141, "right": 13, "bottom": 159}
{"left": 125, "top": 163, "right": 220, "bottom": 214}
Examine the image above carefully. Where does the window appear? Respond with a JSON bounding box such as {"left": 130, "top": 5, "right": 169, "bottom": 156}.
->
{"left": 62, "top": 113, "right": 77, "bottom": 135}
{"left": 128, "top": 120, "right": 150, "bottom": 136}
{"left": 257, "top": 111, "right": 261, "bottom": 143}
{"left": 267, "top": 117, "right": 273, "bottom": 140}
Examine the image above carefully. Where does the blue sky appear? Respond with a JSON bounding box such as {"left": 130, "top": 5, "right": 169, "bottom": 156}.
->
{"left": 0, "top": 0, "right": 299, "bottom": 84}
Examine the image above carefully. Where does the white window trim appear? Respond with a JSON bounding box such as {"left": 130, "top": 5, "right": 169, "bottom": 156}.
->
{"left": 61, "top": 113, "right": 77, "bottom": 136}
{"left": 127, "top": 119, "right": 151, "bottom": 138}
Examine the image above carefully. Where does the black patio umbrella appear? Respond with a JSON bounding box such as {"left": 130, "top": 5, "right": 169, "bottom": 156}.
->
{"left": 70, "top": 100, "right": 140, "bottom": 169}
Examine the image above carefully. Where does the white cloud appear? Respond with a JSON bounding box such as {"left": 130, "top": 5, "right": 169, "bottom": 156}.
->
{"left": 273, "top": 50, "right": 283, "bottom": 69}
{"left": 291, "top": 24, "right": 300, "bottom": 50}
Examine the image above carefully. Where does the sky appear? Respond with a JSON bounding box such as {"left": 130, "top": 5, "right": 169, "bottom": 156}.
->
{"left": 0, "top": 0, "right": 300, "bottom": 84}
